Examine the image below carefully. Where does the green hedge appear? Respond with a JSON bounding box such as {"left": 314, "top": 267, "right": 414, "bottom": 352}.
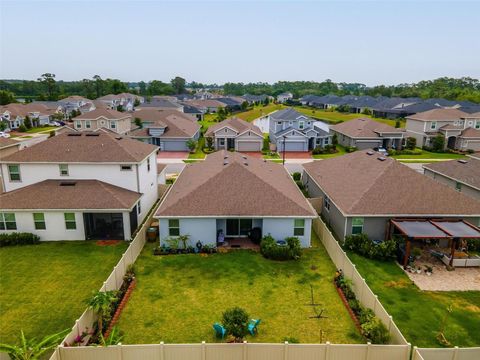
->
{"left": 260, "top": 235, "right": 301, "bottom": 260}
{"left": 0, "top": 232, "right": 41, "bottom": 247}
{"left": 343, "top": 233, "right": 397, "bottom": 260}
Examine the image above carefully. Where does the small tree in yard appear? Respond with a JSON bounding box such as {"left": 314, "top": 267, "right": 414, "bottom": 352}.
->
{"left": 332, "top": 133, "right": 338, "bottom": 150}
{"left": 23, "top": 116, "right": 32, "bottom": 129}
{"left": 431, "top": 134, "right": 445, "bottom": 152}
{"left": 186, "top": 139, "right": 197, "bottom": 152}
{"left": 205, "top": 136, "right": 214, "bottom": 150}
{"left": 86, "top": 290, "right": 118, "bottom": 335}
{"left": 18, "top": 124, "right": 27, "bottom": 132}
{"left": 134, "top": 117, "right": 143, "bottom": 129}
{"left": 0, "top": 329, "right": 68, "bottom": 360}
{"left": 406, "top": 137, "right": 416, "bottom": 150}
{"left": 133, "top": 98, "right": 140, "bottom": 107}
{"left": 222, "top": 307, "right": 249, "bottom": 341}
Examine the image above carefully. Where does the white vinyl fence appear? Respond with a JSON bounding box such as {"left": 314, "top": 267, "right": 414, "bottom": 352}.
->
{"left": 312, "top": 217, "right": 409, "bottom": 345}
{"left": 50, "top": 342, "right": 411, "bottom": 360}
{"left": 413, "top": 346, "right": 480, "bottom": 360}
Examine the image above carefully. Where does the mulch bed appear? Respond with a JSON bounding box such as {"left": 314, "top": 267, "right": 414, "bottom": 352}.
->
{"left": 96, "top": 240, "right": 122, "bottom": 246}
{"left": 334, "top": 281, "right": 363, "bottom": 333}
{"left": 104, "top": 278, "right": 137, "bottom": 338}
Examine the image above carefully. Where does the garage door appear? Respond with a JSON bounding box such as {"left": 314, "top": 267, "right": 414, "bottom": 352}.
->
{"left": 278, "top": 141, "right": 306, "bottom": 152}
{"left": 237, "top": 141, "right": 262, "bottom": 152}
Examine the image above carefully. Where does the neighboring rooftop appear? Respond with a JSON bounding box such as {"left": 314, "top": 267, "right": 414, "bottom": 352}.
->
{"left": 156, "top": 151, "right": 316, "bottom": 217}
{"left": 73, "top": 108, "right": 131, "bottom": 120}
{"left": 423, "top": 158, "right": 480, "bottom": 190}
{"left": 2, "top": 129, "right": 157, "bottom": 163}
{"left": 270, "top": 108, "right": 312, "bottom": 121}
{"left": 0, "top": 179, "right": 141, "bottom": 210}
{"left": 183, "top": 99, "right": 227, "bottom": 108}
{"left": 406, "top": 108, "right": 468, "bottom": 121}
{"left": 205, "top": 117, "right": 262, "bottom": 137}
{"left": 303, "top": 150, "right": 480, "bottom": 216}
{"left": 0, "top": 103, "right": 56, "bottom": 117}
{"left": 0, "top": 137, "right": 20, "bottom": 149}
{"left": 331, "top": 117, "right": 404, "bottom": 138}
{"left": 138, "top": 98, "right": 182, "bottom": 109}
{"left": 130, "top": 109, "right": 200, "bottom": 138}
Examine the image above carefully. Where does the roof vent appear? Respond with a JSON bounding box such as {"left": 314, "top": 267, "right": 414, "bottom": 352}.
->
{"left": 224, "top": 156, "right": 228, "bottom": 159}
{"left": 242, "top": 155, "right": 247, "bottom": 160}
{"left": 377, "top": 157, "right": 387, "bottom": 161}
{"left": 115, "top": 136, "right": 123, "bottom": 140}
{"left": 244, "top": 162, "right": 248, "bottom": 166}
{"left": 68, "top": 133, "right": 81, "bottom": 136}
{"left": 86, "top": 133, "right": 100, "bottom": 137}
{"left": 457, "top": 159, "right": 468, "bottom": 164}
{"left": 223, "top": 161, "right": 229, "bottom": 166}
{"left": 366, "top": 151, "right": 374, "bottom": 156}
{"left": 59, "top": 181, "right": 76, "bottom": 186}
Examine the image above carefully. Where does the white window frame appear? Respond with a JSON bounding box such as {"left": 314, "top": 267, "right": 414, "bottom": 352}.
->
{"left": 294, "top": 219, "right": 305, "bottom": 236}
{"left": 352, "top": 217, "right": 364, "bottom": 234}
{"left": 137, "top": 201, "right": 142, "bottom": 215}
{"left": 324, "top": 196, "right": 331, "bottom": 211}
{"left": 110, "top": 120, "right": 117, "bottom": 129}
{"left": 475, "top": 121, "right": 480, "bottom": 129}
{"left": 147, "top": 158, "right": 151, "bottom": 172}
{"left": 64, "top": 213, "right": 77, "bottom": 230}
{"left": 75, "top": 120, "right": 82, "bottom": 129}
{"left": 8, "top": 164, "right": 21, "bottom": 182}
{"left": 0, "top": 213, "right": 17, "bottom": 230}
{"left": 168, "top": 219, "right": 180, "bottom": 236}
{"left": 59, "top": 164, "right": 69, "bottom": 176}
{"left": 85, "top": 120, "right": 91, "bottom": 129}
{"left": 299, "top": 121, "right": 305, "bottom": 130}
{"left": 33, "top": 213, "right": 46, "bottom": 230}
{"left": 430, "top": 121, "right": 437, "bottom": 130}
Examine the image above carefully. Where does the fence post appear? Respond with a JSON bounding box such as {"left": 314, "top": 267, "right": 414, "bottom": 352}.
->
{"left": 117, "top": 344, "right": 122, "bottom": 360}
{"left": 412, "top": 346, "right": 417, "bottom": 360}
{"left": 373, "top": 295, "right": 378, "bottom": 313}
{"left": 113, "top": 265, "right": 118, "bottom": 288}
{"left": 243, "top": 341, "right": 248, "bottom": 360}
{"left": 201, "top": 341, "right": 206, "bottom": 360}
{"left": 75, "top": 319, "right": 80, "bottom": 337}
{"left": 365, "top": 342, "right": 371, "bottom": 360}
{"left": 388, "top": 315, "right": 393, "bottom": 333}
{"left": 159, "top": 341, "right": 164, "bottom": 360}
{"left": 453, "top": 346, "right": 459, "bottom": 360}
{"left": 325, "top": 341, "right": 330, "bottom": 360}
{"left": 406, "top": 343, "right": 411, "bottom": 360}
{"left": 284, "top": 341, "right": 289, "bottom": 360}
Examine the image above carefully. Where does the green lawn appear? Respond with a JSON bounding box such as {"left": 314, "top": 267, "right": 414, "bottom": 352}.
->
{"left": 25, "top": 126, "right": 58, "bottom": 134}
{"left": 391, "top": 149, "right": 467, "bottom": 160}
{"left": 188, "top": 137, "right": 206, "bottom": 159}
{"left": 236, "top": 104, "right": 284, "bottom": 122}
{"left": 0, "top": 241, "right": 128, "bottom": 343}
{"left": 117, "top": 233, "right": 361, "bottom": 344}
{"left": 348, "top": 253, "right": 480, "bottom": 347}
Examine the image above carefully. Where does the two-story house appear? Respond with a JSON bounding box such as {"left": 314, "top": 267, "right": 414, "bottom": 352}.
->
{"left": 205, "top": 117, "right": 263, "bottom": 152}
{"left": 0, "top": 129, "right": 159, "bottom": 241}
{"left": 406, "top": 109, "right": 480, "bottom": 151}
{"left": 96, "top": 93, "right": 144, "bottom": 111}
{"left": 72, "top": 108, "right": 132, "bottom": 134}
{"left": 268, "top": 108, "right": 331, "bottom": 152}
{"left": 0, "top": 103, "right": 56, "bottom": 129}
{"left": 58, "top": 95, "right": 91, "bottom": 115}
{"left": 276, "top": 92, "right": 293, "bottom": 103}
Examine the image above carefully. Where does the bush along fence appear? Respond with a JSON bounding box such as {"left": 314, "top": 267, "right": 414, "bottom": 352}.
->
{"left": 49, "top": 342, "right": 411, "bottom": 360}
{"left": 311, "top": 217, "right": 409, "bottom": 346}
{"left": 413, "top": 346, "right": 480, "bottom": 360}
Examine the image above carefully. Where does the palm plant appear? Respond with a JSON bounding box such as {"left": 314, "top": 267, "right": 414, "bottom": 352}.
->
{"left": 86, "top": 290, "right": 118, "bottom": 335}
{"left": 98, "top": 326, "right": 123, "bottom": 346}
{"left": 0, "top": 329, "right": 67, "bottom": 360}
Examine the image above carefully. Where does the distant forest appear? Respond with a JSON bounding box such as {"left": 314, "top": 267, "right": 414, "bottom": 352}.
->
{"left": 1, "top": 75, "right": 479, "bottom": 104}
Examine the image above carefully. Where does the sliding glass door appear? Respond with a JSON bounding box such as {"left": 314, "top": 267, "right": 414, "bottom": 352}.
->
{"left": 225, "top": 219, "right": 253, "bottom": 237}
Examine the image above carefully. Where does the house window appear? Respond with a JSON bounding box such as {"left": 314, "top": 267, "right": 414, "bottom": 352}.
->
{"left": 324, "top": 137, "right": 329, "bottom": 145}
{"left": 64, "top": 213, "right": 76, "bottom": 230}
{"left": 59, "top": 164, "right": 69, "bottom": 176}
{"left": 277, "top": 121, "right": 282, "bottom": 125}
{"left": 147, "top": 158, "right": 151, "bottom": 172}
{"left": 219, "top": 139, "right": 225, "bottom": 146}
{"left": 75, "top": 121, "right": 82, "bottom": 129}
{"left": 299, "top": 121, "right": 304, "bottom": 130}
{"left": 324, "top": 196, "right": 331, "bottom": 211}
{"left": 85, "top": 120, "right": 91, "bottom": 129}
{"left": 121, "top": 165, "right": 132, "bottom": 171}
{"left": 168, "top": 219, "right": 180, "bottom": 236}
{"left": 475, "top": 121, "right": 480, "bottom": 129}
{"left": 8, "top": 165, "right": 21, "bottom": 181}
{"left": 307, "top": 122, "right": 311, "bottom": 125}
{"left": 33, "top": 213, "right": 46, "bottom": 230}
{"left": 110, "top": 121, "right": 116, "bottom": 129}
{"left": 137, "top": 201, "right": 142, "bottom": 214}
{"left": 289, "top": 121, "right": 293, "bottom": 126}
{"left": 352, "top": 218, "right": 364, "bottom": 234}
{"left": 0, "top": 213, "right": 17, "bottom": 230}
{"left": 430, "top": 121, "right": 437, "bottom": 130}
{"left": 316, "top": 138, "right": 322, "bottom": 145}
{"left": 294, "top": 219, "right": 305, "bottom": 236}
{"left": 455, "top": 182, "right": 462, "bottom": 191}
{"left": 224, "top": 128, "right": 228, "bottom": 132}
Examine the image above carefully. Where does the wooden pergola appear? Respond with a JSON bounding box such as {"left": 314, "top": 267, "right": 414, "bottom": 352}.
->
{"left": 388, "top": 219, "right": 480, "bottom": 268}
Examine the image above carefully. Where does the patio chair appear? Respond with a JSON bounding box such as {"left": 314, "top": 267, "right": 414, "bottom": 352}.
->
{"left": 213, "top": 323, "right": 227, "bottom": 339}
{"left": 248, "top": 319, "right": 261, "bottom": 336}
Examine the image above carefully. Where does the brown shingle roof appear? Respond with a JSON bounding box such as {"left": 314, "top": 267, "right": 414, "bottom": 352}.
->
{"left": 205, "top": 117, "right": 262, "bottom": 137}
{"left": 303, "top": 151, "right": 480, "bottom": 216}
{"left": 0, "top": 103, "right": 55, "bottom": 118}
{"left": 130, "top": 109, "right": 200, "bottom": 138}
{"left": 460, "top": 127, "right": 480, "bottom": 138}
{"left": 74, "top": 108, "right": 131, "bottom": 120}
{"left": 184, "top": 99, "right": 227, "bottom": 108}
{"left": 0, "top": 179, "right": 141, "bottom": 210}
{"left": 156, "top": 151, "right": 316, "bottom": 217}
{"left": 423, "top": 159, "right": 480, "bottom": 190}
{"left": 2, "top": 130, "right": 157, "bottom": 163}
{"left": 407, "top": 108, "right": 468, "bottom": 122}
{"left": 331, "top": 118, "right": 404, "bottom": 138}
{"left": 0, "top": 137, "right": 20, "bottom": 149}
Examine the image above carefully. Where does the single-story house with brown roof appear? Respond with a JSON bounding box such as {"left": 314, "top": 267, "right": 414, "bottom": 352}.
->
{"left": 0, "top": 179, "right": 142, "bottom": 241}
{"left": 204, "top": 117, "right": 263, "bottom": 152}
{"left": 423, "top": 158, "right": 480, "bottom": 200}
{"left": 302, "top": 150, "right": 480, "bottom": 241}
{"left": 155, "top": 151, "right": 317, "bottom": 248}
{"left": 129, "top": 109, "right": 200, "bottom": 151}
{"left": 330, "top": 118, "right": 405, "bottom": 150}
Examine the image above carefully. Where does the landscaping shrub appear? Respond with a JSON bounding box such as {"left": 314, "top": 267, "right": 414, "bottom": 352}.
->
{"left": 345, "top": 146, "right": 357, "bottom": 153}
{"left": 431, "top": 134, "right": 446, "bottom": 152}
{"left": 388, "top": 148, "right": 422, "bottom": 156}
{"left": 0, "top": 232, "right": 40, "bottom": 247}
{"left": 262, "top": 135, "right": 270, "bottom": 152}
{"left": 312, "top": 144, "right": 337, "bottom": 155}
{"left": 361, "top": 316, "right": 390, "bottom": 344}
{"left": 343, "top": 233, "right": 397, "bottom": 260}
{"left": 406, "top": 137, "right": 417, "bottom": 150}
{"left": 295, "top": 180, "right": 309, "bottom": 197}
{"left": 292, "top": 172, "right": 301, "bottom": 181}
{"left": 222, "top": 307, "right": 249, "bottom": 340}
{"left": 466, "top": 239, "right": 480, "bottom": 252}
{"left": 18, "top": 124, "right": 27, "bottom": 132}
{"left": 260, "top": 235, "right": 301, "bottom": 260}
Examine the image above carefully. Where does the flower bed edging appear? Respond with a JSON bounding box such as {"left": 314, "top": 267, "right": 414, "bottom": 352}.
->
{"left": 104, "top": 278, "right": 137, "bottom": 338}
{"left": 334, "top": 280, "right": 363, "bottom": 334}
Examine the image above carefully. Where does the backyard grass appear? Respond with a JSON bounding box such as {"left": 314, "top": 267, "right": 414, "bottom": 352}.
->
{"left": 117, "top": 233, "right": 362, "bottom": 344}
{"left": 348, "top": 253, "right": 480, "bottom": 348}
{"left": 236, "top": 103, "right": 284, "bottom": 122}
{"left": 187, "top": 137, "right": 206, "bottom": 159}
{"left": 0, "top": 241, "right": 128, "bottom": 343}
{"left": 391, "top": 149, "right": 467, "bottom": 160}
{"left": 25, "top": 126, "right": 58, "bottom": 133}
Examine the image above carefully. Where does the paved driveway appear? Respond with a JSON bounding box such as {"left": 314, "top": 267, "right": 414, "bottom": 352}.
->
{"left": 157, "top": 151, "right": 189, "bottom": 161}
{"left": 282, "top": 152, "right": 312, "bottom": 159}
{"left": 242, "top": 152, "right": 263, "bottom": 158}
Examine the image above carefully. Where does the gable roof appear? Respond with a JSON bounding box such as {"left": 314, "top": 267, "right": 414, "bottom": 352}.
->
{"left": 423, "top": 159, "right": 480, "bottom": 191}
{"left": 2, "top": 130, "right": 157, "bottom": 163}
{"left": 156, "top": 151, "right": 316, "bottom": 218}
{"left": 139, "top": 99, "right": 182, "bottom": 109}
{"left": 331, "top": 118, "right": 404, "bottom": 138}
{"left": 0, "top": 179, "right": 141, "bottom": 210}
{"left": 130, "top": 109, "right": 200, "bottom": 138}
{"left": 205, "top": 117, "right": 262, "bottom": 137}
{"left": 184, "top": 99, "right": 227, "bottom": 108}
{"left": 303, "top": 150, "right": 480, "bottom": 216}
{"left": 0, "top": 137, "right": 21, "bottom": 149}
{"left": 270, "top": 108, "right": 311, "bottom": 121}
{"left": 406, "top": 108, "right": 468, "bottom": 122}
{"left": 460, "top": 127, "right": 480, "bottom": 138}
{"left": 0, "top": 103, "right": 55, "bottom": 118}
{"left": 58, "top": 95, "right": 90, "bottom": 103}
{"left": 73, "top": 108, "right": 131, "bottom": 120}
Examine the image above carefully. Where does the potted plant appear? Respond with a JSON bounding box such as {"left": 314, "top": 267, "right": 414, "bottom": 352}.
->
{"left": 425, "top": 265, "right": 433, "bottom": 276}
{"left": 412, "top": 247, "right": 422, "bottom": 260}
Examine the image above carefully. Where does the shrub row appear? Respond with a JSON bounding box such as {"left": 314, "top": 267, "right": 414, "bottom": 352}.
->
{"left": 388, "top": 148, "right": 423, "bottom": 156}
{"left": 312, "top": 144, "right": 338, "bottom": 155}
{"left": 0, "top": 232, "right": 40, "bottom": 247}
{"left": 335, "top": 271, "right": 390, "bottom": 344}
{"left": 343, "top": 233, "right": 397, "bottom": 260}
{"left": 260, "top": 235, "right": 301, "bottom": 260}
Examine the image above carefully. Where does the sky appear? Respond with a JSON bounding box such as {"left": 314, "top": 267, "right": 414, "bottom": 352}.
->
{"left": 1, "top": 0, "right": 479, "bottom": 86}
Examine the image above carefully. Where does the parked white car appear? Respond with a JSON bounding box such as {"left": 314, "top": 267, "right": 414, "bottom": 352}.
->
{"left": 0, "top": 131, "right": 11, "bottom": 138}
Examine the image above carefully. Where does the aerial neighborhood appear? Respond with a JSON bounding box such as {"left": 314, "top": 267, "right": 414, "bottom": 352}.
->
{"left": 1, "top": 76, "right": 480, "bottom": 360}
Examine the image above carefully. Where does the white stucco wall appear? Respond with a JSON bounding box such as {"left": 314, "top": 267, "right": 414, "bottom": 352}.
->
{"left": 136, "top": 153, "right": 159, "bottom": 222}
{"left": 158, "top": 218, "right": 217, "bottom": 247}
{"left": 263, "top": 218, "right": 312, "bottom": 247}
